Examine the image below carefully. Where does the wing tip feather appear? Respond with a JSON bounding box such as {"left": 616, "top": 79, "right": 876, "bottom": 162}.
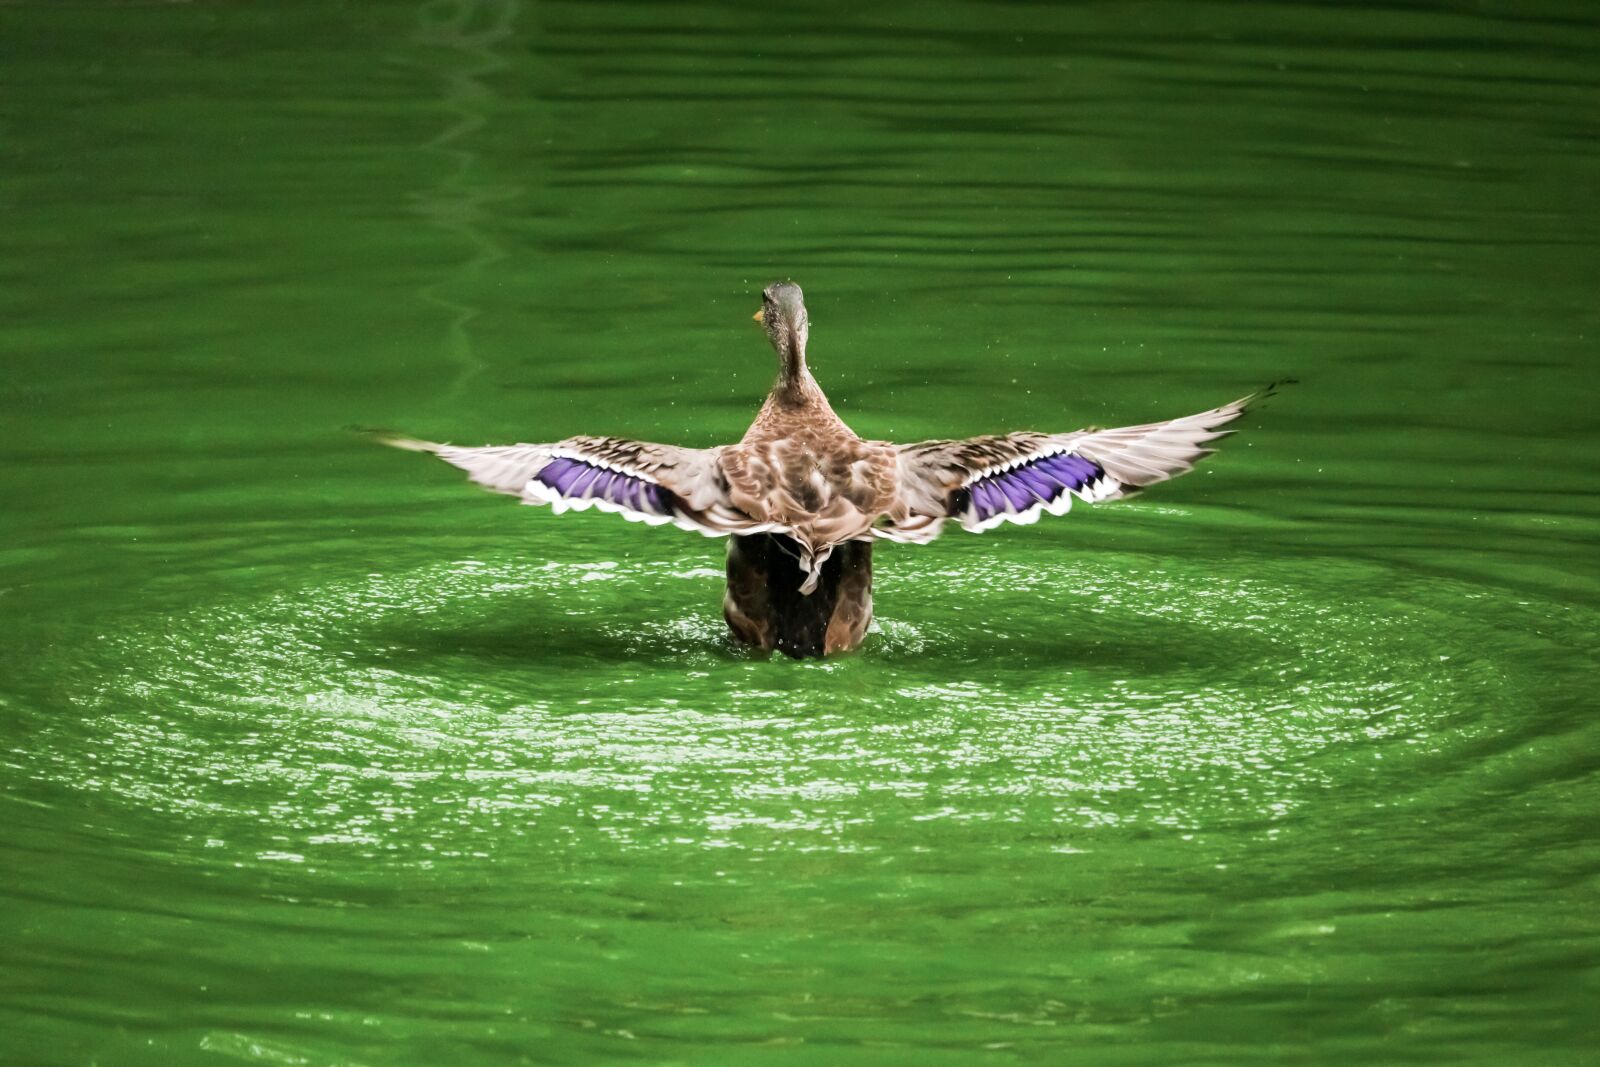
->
{"left": 357, "top": 427, "right": 444, "bottom": 454}
{"left": 1239, "top": 377, "right": 1298, "bottom": 410}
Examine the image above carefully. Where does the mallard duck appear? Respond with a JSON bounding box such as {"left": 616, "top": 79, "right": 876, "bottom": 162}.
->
{"left": 381, "top": 281, "right": 1272, "bottom": 658}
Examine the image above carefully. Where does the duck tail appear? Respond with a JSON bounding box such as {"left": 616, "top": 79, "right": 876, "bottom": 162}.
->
{"left": 724, "top": 535, "right": 873, "bottom": 658}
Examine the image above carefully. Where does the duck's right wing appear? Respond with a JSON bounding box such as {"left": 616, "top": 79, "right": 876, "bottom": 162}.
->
{"left": 885, "top": 391, "right": 1263, "bottom": 540}
{"left": 377, "top": 433, "right": 772, "bottom": 537}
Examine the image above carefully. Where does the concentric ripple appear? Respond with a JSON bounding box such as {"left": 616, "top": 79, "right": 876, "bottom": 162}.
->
{"left": 15, "top": 547, "right": 1585, "bottom": 864}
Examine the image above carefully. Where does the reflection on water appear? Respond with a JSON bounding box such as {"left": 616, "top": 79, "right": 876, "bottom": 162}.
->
{"left": 410, "top": 0, "right": 523, "bottom": 399}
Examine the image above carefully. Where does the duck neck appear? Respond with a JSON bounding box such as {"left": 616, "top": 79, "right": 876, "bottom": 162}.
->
{"left": 774, "top": 335, "right": 815, "bottom": 403}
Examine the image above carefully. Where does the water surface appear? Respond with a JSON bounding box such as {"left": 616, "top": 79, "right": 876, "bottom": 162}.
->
{"left": 3, "top": 1, "right": 1598, "bottom": 1063}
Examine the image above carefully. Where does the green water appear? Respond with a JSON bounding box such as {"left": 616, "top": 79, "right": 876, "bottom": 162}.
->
{"left": 3, "top": 1, "right": 1598, "bottom": 1062}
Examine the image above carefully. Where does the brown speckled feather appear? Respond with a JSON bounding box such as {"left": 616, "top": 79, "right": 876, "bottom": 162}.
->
{"left": 720, "top": 378, "right": 899, "bottom": 592}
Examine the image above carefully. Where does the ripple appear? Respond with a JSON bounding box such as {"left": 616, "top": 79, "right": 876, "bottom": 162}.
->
{"left": 14, "top": 550, "right": 1586, "bottom": 867}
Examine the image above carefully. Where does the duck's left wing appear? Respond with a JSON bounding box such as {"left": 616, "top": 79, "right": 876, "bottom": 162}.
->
{"left": 378, "top": 433, "right": 768, "bottom": 537}
{"left": 886, "top": 391, "right": 1260, "bottom": 539}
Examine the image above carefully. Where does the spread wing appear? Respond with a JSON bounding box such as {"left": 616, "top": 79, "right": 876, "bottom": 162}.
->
{"left": 887, "top": 389, "right": 1266, "bottom": 539}
{"left": 377, "top": 433, "right": 771, "bottom": 538}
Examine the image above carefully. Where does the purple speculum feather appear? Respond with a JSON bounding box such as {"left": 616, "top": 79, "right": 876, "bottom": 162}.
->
{"left": 967, "top": 451, "right": 1104, "bottom": 521}
{"left": 607, "top": 473, "right": 642, "bottom": 509}
{"left": 1012, "top": 466, "right": 1058, "bottom": 501}
{"left": 589, "top": 470, "right": 617, "bottom": 500}
{"left": 996, "top": 476, "right": 1034, "bottom": 510}
{"left": 613, "top": 476, "right": 644, "bottom": 511}
{"left": 969, "top": 481, "right": 1004, "bottom": 517}
{"left": 541, "top": 458, "right": 583, "bottom": 494}
{"left": 536, "top": 458, "right": 673, "bottom": 516}
{"left": 627, "top": 480, "right": 651, "bottom": 508}
{"left": 1041, "top": 453, "right": 1099, "bottom": 485}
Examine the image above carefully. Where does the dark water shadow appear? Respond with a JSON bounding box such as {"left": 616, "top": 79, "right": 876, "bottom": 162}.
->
{"left": 354, "top": 610, "right": 753, "bottom": 671}
{"left": 349, "top": 598, "right": 1285, "bottom": 679}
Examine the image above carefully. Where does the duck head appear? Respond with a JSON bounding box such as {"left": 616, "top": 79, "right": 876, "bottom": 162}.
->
{"left": 753, "top": 281, "right": 809, "bottom": 384}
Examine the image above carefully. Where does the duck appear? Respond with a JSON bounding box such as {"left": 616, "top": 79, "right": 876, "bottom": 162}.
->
{"left": 380, "top": 281, "right": 1274, "bottom": 658}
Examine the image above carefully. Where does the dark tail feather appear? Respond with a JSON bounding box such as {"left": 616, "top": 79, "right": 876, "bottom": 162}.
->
{"left": 724, "top": 535, "right": 872, "bottom": 658}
